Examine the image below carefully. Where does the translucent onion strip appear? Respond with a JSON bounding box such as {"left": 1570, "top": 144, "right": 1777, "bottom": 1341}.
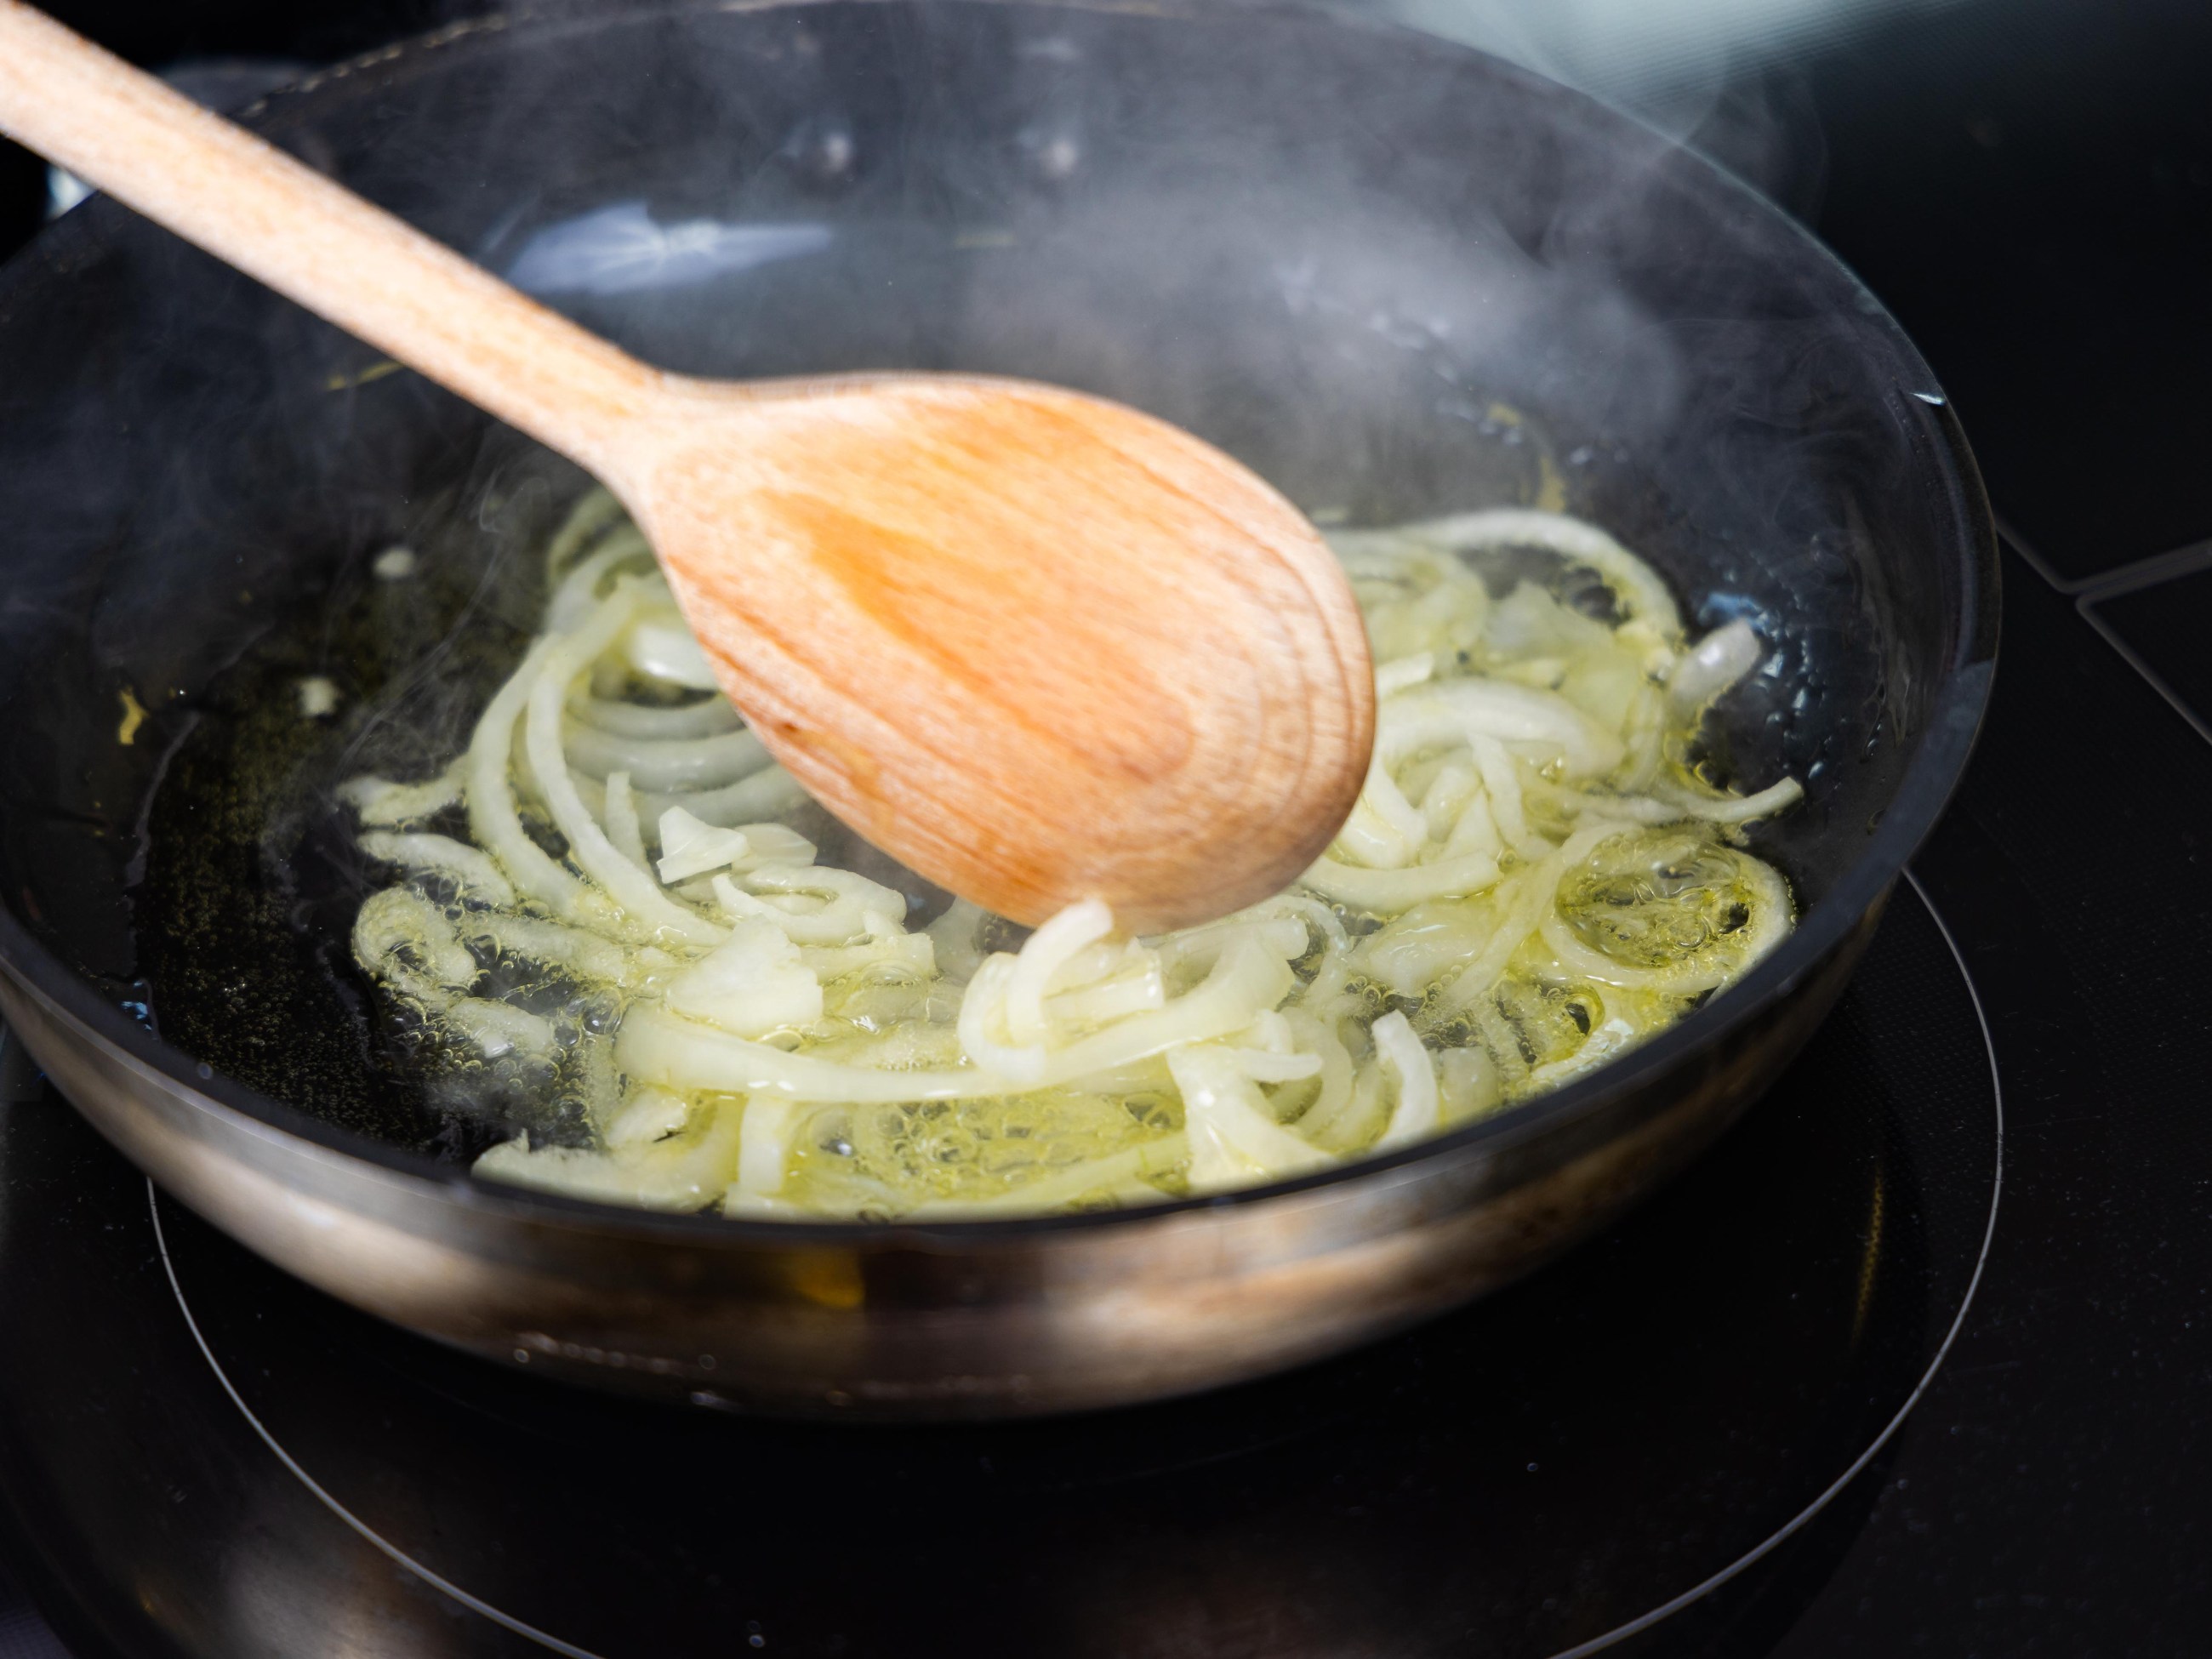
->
{"left": 358, "top": 830, "right": 516, "bottom": 909}
{"left": 522, "top": 583, "right": 725, "bottom": 947}
{"left": 465, "top": 633, "right": 586, "bottom": 914}
{"left": 569, "top": 693, "right": 744, "bottom": 741}
{"left": 1410, "top": 509, "right": 1685, "bottom": 638}
{"left": 561, "top": 721, "right": 772, "bottom": 791}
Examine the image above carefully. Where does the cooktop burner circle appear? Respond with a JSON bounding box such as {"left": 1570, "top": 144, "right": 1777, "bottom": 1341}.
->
{"left": 134, "top": 873, "right": 1999, "bottom": 1659}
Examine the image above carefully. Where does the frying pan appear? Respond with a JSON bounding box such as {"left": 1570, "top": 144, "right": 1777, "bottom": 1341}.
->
{"left": 0, "top": 0, "right": 1996, "bottom": 1417}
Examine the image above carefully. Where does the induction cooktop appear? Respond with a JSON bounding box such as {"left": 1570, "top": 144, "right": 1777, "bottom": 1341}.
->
{"left": 2, "top": 0, "right": 2209, "bottom": 1654}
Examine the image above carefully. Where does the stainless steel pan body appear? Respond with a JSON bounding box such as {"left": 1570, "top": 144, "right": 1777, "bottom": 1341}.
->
{"left": 0, "top": 0, "right": 1996, "bottom": 1417}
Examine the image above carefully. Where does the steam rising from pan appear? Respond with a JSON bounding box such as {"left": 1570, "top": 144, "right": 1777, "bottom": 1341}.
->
{"left": 1, "top": 2, "right": 1938, "bottom": 1097}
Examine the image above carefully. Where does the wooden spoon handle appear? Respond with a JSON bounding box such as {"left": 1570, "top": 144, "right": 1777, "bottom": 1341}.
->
{"left": 0, "top": 0, "right": 655, "bottom": 476}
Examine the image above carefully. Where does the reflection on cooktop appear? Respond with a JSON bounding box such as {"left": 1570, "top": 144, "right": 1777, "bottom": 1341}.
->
{"left": 2079, "top": 550, "right": 2212, "bottom": 748}
{"left": 0, "top": 881, "right": 1996, "bottom": 1658}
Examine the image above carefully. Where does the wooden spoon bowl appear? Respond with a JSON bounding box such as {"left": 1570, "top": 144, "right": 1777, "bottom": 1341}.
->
{"left": 630, "top": 374, "right": 1372, "bottom": 932}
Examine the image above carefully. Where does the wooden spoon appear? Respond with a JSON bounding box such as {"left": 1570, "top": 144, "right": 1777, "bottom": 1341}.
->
{"left": 0, "top": 2, "right": 1374, "bottom": 933}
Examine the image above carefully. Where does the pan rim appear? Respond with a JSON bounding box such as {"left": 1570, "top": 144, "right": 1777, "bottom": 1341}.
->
{"left": 0, "top": 0, "right": 2001, "bottom": 1246}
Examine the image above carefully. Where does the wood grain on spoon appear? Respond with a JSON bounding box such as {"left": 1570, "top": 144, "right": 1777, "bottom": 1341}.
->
{"left": 0, "top": 0, "right": 1375, "bottom": 932}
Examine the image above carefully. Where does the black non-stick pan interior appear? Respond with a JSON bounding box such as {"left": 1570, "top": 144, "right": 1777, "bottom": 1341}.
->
{"left": 0, "top": 1, "right": 1989, "bottom": 1175}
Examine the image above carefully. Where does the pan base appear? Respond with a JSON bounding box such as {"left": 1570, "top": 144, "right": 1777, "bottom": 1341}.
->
{"left": 0, "top": 877, "right": 1995, "bottom": 1658}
